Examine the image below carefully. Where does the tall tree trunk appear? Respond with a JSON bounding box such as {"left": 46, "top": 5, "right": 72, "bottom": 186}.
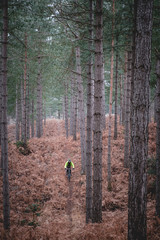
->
{"left": 0, "top": 36, "right": 2, "bottom": 147}
{"left": 26, "top": 74, "right": 30, "bottom": 139}
{"left": 122, "top": 52, "right": 128, "bottom": 125}
{"left": 76, "top": 46, "right": 86, "bottom": 174}
{"left": 31, "top": 89, "right": 35, "bottom": 138}
{"left": 102, "top": 61, "right": 106, "bottom": 129}
{"left": 119, "top": 74, "right": 123, "bottom": 125}
{"left": 114, "top": 35, "right": 119, "bottom": 139}
{"left": 70, "top": 73, "right": 74, "bottom": 136}
{"left": 16, "top": 84, "right": 21, "bottom": 141}
{"left": 156, "top": 56, "right": 160, "bottom": 218}
{"left": 1, "top": 0, "right": 10, "bottom": 229}
{"left": 107, "top": 0, "right": 115, "bottom": 191}
{"left": 21, "top": 33, "right": 27, "bottom": 143}
{"left": 64, "top": 82, "right": 69, "bottom": 139}
{"left": 154, "top": 95, "right": 157, "bottom": 123}
{"left": 86, "top": 0, "right": 94, "bottom": 223}
{"left": 73, "top": 79, "right": 78, "bottom": 141}
{"left": 36, "top": 56, "right": 43, "bottom": 138}
{"left": 124, "top": 50, "right": 132, "bottom": 168}
{"left": 44, "top": 98, "right": 46, "bottom": 125}
{"left": 40, "top": 83, "right": 43, "bottom": 136}
{"left": 92, "top": 0, "right": 103, "bottom": 223}
{"left": 128, "top": 0, "right": 153, "bottom": 239}
{"left": 21, "top": 79, "right": 24, "bottom": 140}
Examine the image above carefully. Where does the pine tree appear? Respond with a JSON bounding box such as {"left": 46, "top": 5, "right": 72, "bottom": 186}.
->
{"left": 114, "top": 35, "right": 119, "bottom": 140}
{"left": 128, "top": 0, "right": 153, "bottom": 239}
{"left": 156, "top": 54, "right": 160, "bottom": 218}
{"left": 107, "top": 0, "right": 115, "bottom": 191}
{"left": 92, "top": 0, "right": 103, "bottom": 223}
{"left": 1, "top": 0, "right": 10, "bottom": 229}
{"left": 124, "top": 50, "right": 132, "bottom": 168}
{"left": 64, "top": 81, "right": 69, "bottom": 139}
{"left": 86, "top": 0, "right": 94, "bottom": 223}
{"left": 76, "top": 46, "right": 86, "bottom": 174}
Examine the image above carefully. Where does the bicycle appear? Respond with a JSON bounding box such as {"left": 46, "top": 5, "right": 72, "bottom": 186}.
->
{"left": 66, "top": 168, "right": 71, "bottom": 182}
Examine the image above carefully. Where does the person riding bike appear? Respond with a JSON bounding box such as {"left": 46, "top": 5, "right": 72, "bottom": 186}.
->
{"left": 64, "top": 159, "right": 75, "bottom": 175}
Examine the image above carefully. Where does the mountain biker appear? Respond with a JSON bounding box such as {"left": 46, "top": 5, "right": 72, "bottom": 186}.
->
{"left": 64, "top": 159, "right": 75, "bottom": 175}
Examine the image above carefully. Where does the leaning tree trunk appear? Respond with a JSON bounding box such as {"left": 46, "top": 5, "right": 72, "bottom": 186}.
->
{"left": 124, "top": 50, "right": 132, "bottom": 168}
{"left": 86, "top": 0, "right": 94, "bottom": 223}
{"left": 107, "top": 0, "right": 115, "bottom": 191}
{"left": 156, "top": 56, "right": 160, "bottom": 218}
{"left": 1, "top": 0, "right": 10, "bottom": 229}
{"left": 92, "top": 0, "right": 103, "bottom": 223}
{"left": 76, "top": 46, "right": 86, "bottom": 174}
{"left": 128, "top": 0, "right": 153, "bottom": 239}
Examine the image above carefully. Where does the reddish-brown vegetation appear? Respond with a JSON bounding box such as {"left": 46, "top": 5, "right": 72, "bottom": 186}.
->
{"left": 0, "top": 119, "right": 159, "bottom": 239}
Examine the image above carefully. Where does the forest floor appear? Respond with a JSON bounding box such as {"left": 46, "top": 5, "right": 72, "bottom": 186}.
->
{"left": 0, "top": 118, "right": 160, "bottom": 240}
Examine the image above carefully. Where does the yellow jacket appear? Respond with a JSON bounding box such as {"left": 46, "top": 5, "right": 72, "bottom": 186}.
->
{"left": 64, "top": 161, "right": 75, "bottom": 168}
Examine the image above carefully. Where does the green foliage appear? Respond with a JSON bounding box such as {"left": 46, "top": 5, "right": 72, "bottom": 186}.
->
{"left": 28, "top": 220, "right": 39, "bottom": 228}
{"left": 20, "top": 219, "right": 28, "bottom": 226}
{"left": 15, "top": 141, "right": 31, "bottom": 155}
{"left": 27, "top": 203, "right": 41, "bottom": 213}
{"left": 15, "top": 141, "right": 26, "bottom": 148}
{"left": 4, "top": 0, "right": 160, "bottom": 117}
{"left": 22, "top": 203, "right": 41, "bottom": 228}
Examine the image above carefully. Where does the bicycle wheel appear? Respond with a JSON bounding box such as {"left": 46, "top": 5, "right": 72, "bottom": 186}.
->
{"left": 67, "top": 168, "right": 71, "bottom": 182}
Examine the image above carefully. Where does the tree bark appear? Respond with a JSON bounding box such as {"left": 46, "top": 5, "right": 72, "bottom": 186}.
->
{"left": 124, "top": 50, "right": 132, "bottom": 168}
{"left": 128, "top": 0, "right": 153, "bottom": 239}
{"left": 114, "top": 35, "right": 119, "bottom": 139}
{"left": 70, "top": 73, "right": 74, "bottom": 136}
{"left": 21, "top": 33, "right": 27, "bottom": 143}
{"left": 0, "top": 36, "right": 2, "bottom": 147}
{"left": 26, "top": 74, "right": 30, "bottom": 139}
{"left": 119, "top": 74, "right": 123, "bottom": 125}
{"left": 86, "top": 0, "right": 94, "bottom": 223}
{"left": 1, "top": 0, "right": 10, "bottom": 229}
{"left": 107, "top": 0, "right": 115, "bottom": 191}
{"left": 21, "top": 79, "right": 24, "bottom": 140}
{"left": 31, "top": 89, "right": 35, "bottom": 138}
{"left": 76, "top": 46, "right": 86, "bottom": 174}
{"left": 92, "top": 0, "right": 103, "bottom": 223}
{"left": 156, "top": 56, "right": 160, "bottom": 218}
{"left": 102, "top": 61, "right": 106, "bottom": 129}
{"left": 72, "top": 72, "right": 78, "bottom": 141}
{"left": 36, "top": 57, "right": 43, "bottom": 138}
{"left": 16, "top": 84, "right": 21, "bottom": 141}
{"left": 122, "top": 52, "right": 128, "bottom": 126}
{"left": 64, "top": 82, "right": 69, "bottom": 139}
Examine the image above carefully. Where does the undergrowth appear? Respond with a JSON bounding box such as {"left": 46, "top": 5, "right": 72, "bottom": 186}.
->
{"left": 15, "top": 141, "right": 31, "bottom": 155}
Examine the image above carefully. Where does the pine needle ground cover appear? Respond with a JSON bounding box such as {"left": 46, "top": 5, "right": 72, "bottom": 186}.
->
{"left": 0, "top": 119, "right": 159, "bottom": 239}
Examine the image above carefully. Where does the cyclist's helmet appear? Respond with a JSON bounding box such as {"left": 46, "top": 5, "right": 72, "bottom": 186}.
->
{"left": 68, "top": 159, "right": 71, "bottom": 163}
